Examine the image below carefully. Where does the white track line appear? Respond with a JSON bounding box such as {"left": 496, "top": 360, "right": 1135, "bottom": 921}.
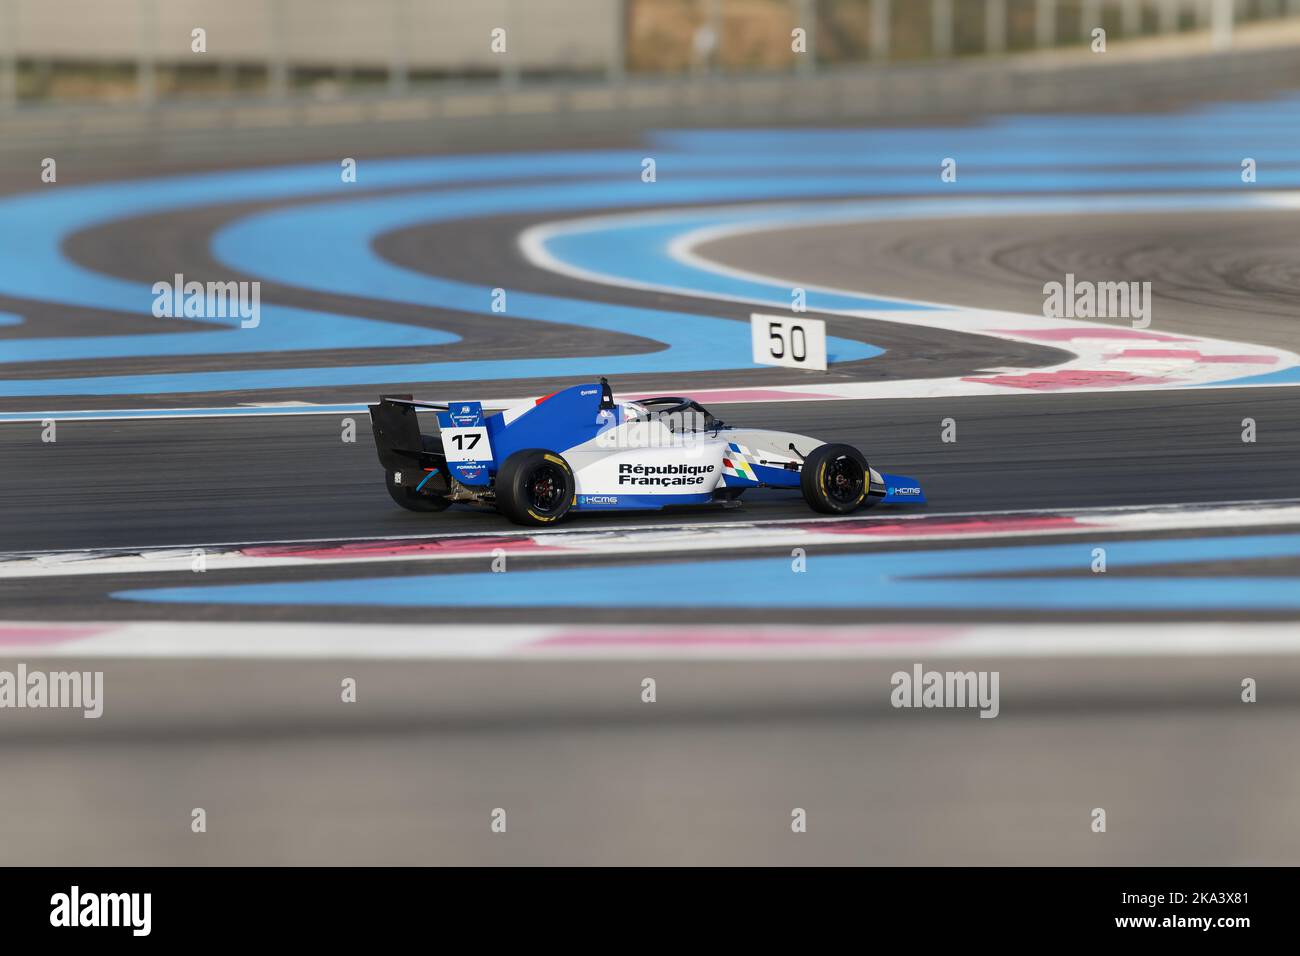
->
{"left": 0, "top": 385, "right": 859, "bottom": 424}
{"left": 1, "top": 621, "right": 1298, "bottom": 660}
{"left": 9, "top": 496, "right": 1297, "bottom": 556}
{"left": 4, "top": 500, "right": 1300, "bottom": 579}
{"left": 520, "top": 193, "right": 1300, "bottom": 398}
{"left": 7, "top": 196, "right": 1300, "bottom": 424}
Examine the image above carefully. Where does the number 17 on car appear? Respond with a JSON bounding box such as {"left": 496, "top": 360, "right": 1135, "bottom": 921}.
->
{"left": 751, "top": 313, "right": 828, "bottom": 372}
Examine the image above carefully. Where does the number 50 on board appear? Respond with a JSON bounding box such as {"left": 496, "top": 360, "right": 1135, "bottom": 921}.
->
{"left": 750, "top": 314, "right": 827, "bottom": 372}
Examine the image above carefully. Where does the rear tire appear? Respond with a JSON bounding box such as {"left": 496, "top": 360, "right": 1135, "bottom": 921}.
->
{"left": 386, "top": 435, "right": 452, "bottom": 512}
{"left": 800, "top": 443, "right": 870, "bottom": 515}
{"left": 496, "top": 449, "right": 575, "bottom": 526}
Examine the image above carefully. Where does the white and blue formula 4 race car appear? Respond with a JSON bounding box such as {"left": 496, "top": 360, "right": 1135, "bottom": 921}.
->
{"left": 368, "top": 379, "right": 925, "bottom": 527}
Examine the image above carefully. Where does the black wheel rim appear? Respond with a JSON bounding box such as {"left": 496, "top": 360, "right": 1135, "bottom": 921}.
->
{"left": 525, "top": 463, "right": 567, "bottom": 513}
{"left": 823, "top": 456, "right": 864, "bottom": 504}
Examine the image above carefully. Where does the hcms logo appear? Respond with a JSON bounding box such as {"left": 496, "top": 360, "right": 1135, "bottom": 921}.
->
{"left": 889, "top": 486, "right": 921, "bottom": 496}
{"left": 583, "top": 495, "right": 618, "bottom": 504}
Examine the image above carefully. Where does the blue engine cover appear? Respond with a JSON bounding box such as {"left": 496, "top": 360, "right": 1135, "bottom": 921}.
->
{"left": 437, "top": 384, "right": 615, "bottom": 486}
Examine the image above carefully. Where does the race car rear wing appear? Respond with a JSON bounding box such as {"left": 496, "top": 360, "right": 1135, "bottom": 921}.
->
{"left": 379, "top": 396, "right": 449, "bottom": 411}
{"left": 369, "top": 395, "right": 440, "bottom": 470}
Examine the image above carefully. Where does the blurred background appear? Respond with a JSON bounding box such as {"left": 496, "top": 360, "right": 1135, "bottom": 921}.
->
{"left": 4, "top": 0, "right": 1298, "bottom": 99}
{"left": 5, "top": 0, "right": 1300, "bottom": 166}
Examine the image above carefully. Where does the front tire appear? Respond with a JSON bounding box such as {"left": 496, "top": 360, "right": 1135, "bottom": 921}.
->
{"left": 496, "top": 449, "right": 575, "bottom": 526}
{"left": 800, "top": 443, "right": 870, "bottom": 515}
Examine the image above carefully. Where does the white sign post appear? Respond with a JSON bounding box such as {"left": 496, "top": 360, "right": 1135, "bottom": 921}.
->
{"left": 750, "top": 313, "right": 827, "bottom": 372}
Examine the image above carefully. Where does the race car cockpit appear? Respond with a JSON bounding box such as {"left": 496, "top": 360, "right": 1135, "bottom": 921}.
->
{"left": 623, "top": 396, "right": 727, "bottom": 434}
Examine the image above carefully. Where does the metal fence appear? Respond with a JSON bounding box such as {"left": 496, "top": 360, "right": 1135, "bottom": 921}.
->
{"left": 1, "top": 0, "right": 1298, "bottom": 109}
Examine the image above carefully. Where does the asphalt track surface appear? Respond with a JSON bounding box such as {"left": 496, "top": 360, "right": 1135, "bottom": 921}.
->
{"left": 699, "top": 207, "right": 1300, "bottom": 354}
{"left": 0, "top": 199, "right": 1069, "bottom": 410}
{"left": 3, "top": 107, "right": 1300, "bottom": 863}
{"left": 3, "top": 387, "right": 1298, "bottom": 555}
{"left": 3, "top": 387, "right": 1300, "bottom": 630}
